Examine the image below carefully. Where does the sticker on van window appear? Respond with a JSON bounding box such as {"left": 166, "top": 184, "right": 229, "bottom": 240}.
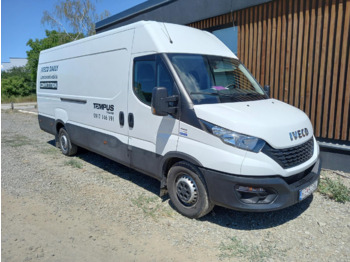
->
{"left": 179, "top": 128, "right": 188, "bottom": 136}
{"left": 40, "top": 81, "right": 58, "bottom": 90}
{"left": 212, "top": 86, "right": 228, "bottom": 91}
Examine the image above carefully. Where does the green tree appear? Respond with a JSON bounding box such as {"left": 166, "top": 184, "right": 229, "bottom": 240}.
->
{"left": 26, "top": 30, "right": 82, "bottom": 82}
{"left": 41, "top": 0, "right": 110, "bottom": 40}
{"left": 1, "top": 66, "right": 34, "bottom": 98}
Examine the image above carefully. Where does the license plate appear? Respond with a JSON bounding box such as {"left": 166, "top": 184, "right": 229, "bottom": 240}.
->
{"left": 299, "top": 179, "right": 318, "bottom": 201}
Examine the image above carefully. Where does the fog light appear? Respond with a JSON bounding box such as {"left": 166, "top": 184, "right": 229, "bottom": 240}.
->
{"left": 237, "top": 186, "right": 266, "bottom": 193}
{"left": 235, "top": 185, "right": 276, "bottom": 204}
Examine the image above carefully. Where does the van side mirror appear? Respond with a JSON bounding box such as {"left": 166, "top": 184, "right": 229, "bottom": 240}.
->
{"left": 151, "top": 87, "right": 178, "bottom": 116}
{"left": 264, "top": 85, "right": 270, "bottom": 97}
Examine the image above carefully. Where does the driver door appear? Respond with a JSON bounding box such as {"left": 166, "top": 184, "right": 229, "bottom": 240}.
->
{"left": 127, "top": 54, "right": 179, "bottom": 178}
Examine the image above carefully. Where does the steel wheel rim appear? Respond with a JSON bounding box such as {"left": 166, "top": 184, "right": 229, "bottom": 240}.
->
{"left": 175, "top": 174, "right": 198, "bottom": 206}
{"left": 60, "top": 134, "right": 68, "bottom": 152}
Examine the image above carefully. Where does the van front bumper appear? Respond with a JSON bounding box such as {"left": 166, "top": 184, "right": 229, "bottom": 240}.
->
{"left": 200, "top": 158, "right": 321, "bottom": 212}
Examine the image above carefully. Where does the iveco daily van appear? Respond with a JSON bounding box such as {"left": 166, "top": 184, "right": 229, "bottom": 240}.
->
{"left": 37, "top": 21, "right": 321, "bottom": 218}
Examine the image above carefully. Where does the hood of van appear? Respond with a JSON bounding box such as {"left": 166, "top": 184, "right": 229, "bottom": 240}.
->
{"left": 193, "top": 99, "right": 313, "bottom": 149}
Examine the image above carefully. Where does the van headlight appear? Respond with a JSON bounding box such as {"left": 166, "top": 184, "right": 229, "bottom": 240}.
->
{"left": 200, "top": 120, "right": 266, "bottom": 153}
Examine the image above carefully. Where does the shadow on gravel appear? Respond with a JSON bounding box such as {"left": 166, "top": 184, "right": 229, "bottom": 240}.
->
{"left": 47, "top": 139, "right": 56, "bottom": 147}
{"left": 48, "top": 139, "right": 313, "bottom": 229}
{"left": 47, "top": 140, "right": 161, "bottom": 196}
{"left": 200, "top": 196, "right": 313, "bottom": 230}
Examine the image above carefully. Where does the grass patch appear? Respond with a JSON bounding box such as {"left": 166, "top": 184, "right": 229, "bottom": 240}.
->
{"left": 1, "top": 94, "right": 37, "bottom": 103}
{"left": 131, "top": 193, "right": 174, "bottom": 220}
{"left": 41, "top": 147, "right": 59, "bottom": 155}
{"left": 65, "top": 159, "right": 83, "bottom": 169}
{"left": 219, "top": 236, "right": 281, "bottom": 261}
{"left": 2, "top": 134, "right": 33, "bottom": 147}
{"left": 318, "top": 177, "right": 350, "bottom": 203}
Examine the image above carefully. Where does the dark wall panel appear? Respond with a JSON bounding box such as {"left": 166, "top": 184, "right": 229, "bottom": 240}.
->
{"left": 96, "top": 0, "right": 271, "bottom": 32}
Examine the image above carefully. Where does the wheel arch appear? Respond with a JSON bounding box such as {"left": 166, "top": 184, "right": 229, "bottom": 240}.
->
{"left": 160, "top": 152, "right": 203, "bottom": 189}
{"left": 165, "top": 155, "right": 214, "bottom": 218}
{"left": 54, "top": 120, "right": 66, "bottom": 147}
{"left": 55, "top": 120, "right": 65, "bottom": 134}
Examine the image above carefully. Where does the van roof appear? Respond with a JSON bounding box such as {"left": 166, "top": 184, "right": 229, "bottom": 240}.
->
{"left": 40, "top": 20, "right": 148, "bottom": 54}
{"left": 40, "top": 21, "right": 236, "bottom": 59}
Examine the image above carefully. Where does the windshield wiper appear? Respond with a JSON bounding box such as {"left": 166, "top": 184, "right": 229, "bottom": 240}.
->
{"left": 239, "top": 92, "right": 265, "bottom": 97}
{"left": 190, "top": 91, "right": 242, "bottom": 98}
{"left": 190, "top": 91, "right": 219, "bottom": 96}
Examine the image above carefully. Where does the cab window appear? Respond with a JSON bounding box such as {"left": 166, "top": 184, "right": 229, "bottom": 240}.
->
{"left": 133, "top": 55, "right": 174, "bottom": 105}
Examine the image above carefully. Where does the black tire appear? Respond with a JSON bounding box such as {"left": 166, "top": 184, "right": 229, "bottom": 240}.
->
{"left": 58, "top": 127, "right": 78, "bottom": 156}
{"left": 167, "top": 161, "right": 214, "bottom": 218}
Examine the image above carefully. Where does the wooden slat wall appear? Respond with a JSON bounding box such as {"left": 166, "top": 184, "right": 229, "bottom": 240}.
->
{"left": 188, "top": 0, "right": 350, "bottom": 142}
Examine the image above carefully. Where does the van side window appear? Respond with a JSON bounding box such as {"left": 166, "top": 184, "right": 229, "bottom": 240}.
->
{"left": 133, "top": 55, "right": 174, "bottom": 106}
{"left": 157, "top": 58, "right": 174, "bottom": 97}
{"left": 133, "top": 55, "right": 156, "bottom": 105}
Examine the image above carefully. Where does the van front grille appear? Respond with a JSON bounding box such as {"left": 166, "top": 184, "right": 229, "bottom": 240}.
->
{"left": 262, "top": 138, "right": 314, "bottom": 169}
{"left": 282, "top": 164, "right": 315, "bottom": 185}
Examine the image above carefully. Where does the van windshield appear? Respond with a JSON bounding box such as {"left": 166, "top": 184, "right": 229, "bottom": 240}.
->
{"left": 168, "top": 54, "right": 268, "bottom": 105}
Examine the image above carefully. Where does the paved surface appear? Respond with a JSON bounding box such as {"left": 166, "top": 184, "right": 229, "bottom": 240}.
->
{"left": 1, "top": 102, "right": 38, "bottom": 114}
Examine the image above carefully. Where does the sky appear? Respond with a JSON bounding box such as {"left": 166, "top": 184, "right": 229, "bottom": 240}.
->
{"left": 1, "top": 0, "right": 147, "bottom": 63}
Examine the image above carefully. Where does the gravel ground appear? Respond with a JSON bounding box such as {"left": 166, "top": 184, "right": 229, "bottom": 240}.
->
{"left": 2, "top": 110, "right": 350, "bottom": 262}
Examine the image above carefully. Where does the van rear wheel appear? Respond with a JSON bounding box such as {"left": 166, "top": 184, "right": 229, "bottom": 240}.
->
{"left": 58, "top": 127, "right": 77, "bottom": 156}
{"left": 167, "top": 161, "right": 214, "bottom": 218}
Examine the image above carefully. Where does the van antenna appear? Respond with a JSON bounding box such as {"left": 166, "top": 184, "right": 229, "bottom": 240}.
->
{"left": 163, "top": 23, "right": 173, "bottom": 44}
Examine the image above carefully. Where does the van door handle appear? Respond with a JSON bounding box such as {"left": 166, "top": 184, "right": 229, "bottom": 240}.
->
{"left": 119, "top": 111, "right": 124, "bottom": 126}
{"left": 128, "top": 113, "right": 134, "bottom": 128}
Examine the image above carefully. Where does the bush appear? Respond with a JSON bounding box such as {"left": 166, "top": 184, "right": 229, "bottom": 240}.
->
{"left": 1, "top": 66, "right": 35, "bottom": 99}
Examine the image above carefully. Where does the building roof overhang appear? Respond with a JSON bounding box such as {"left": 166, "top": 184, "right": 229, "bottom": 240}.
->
{"left": 96, "top": 0, "right": 272, "bottom": 33}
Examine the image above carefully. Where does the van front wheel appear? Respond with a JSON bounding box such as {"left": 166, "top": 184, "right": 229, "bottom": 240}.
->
{"left": 167, "top": 161, "right": 214, "bottom": 218}
{"left": 58, "top": 128, "right": 77, "bottom": 156}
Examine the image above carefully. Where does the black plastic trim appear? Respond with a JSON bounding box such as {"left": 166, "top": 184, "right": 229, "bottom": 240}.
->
{"left": 66, "top": 122, "right": 130, "bottom": 167}
{"left": 128, "top": 113, "right": 134, "bottom": 128}
{"left": 65, "top": 122, "right": 164, "bottom": 180}
{"left": 39, "top": 116, "right": 205, "bottom": 183}
{"left": 60, "top": 97, "right": 87, "bottom": 104}
{"left": 38, "top": 114, "right": 56, "bottom": 135}
{"left": 262, "top": 138, "right": 314, "bottom": 169}
{"left": 200, "top": 158, "right": 321, "bottom": 212}
{"left": 158, "top": 151, "right": 204, "bottom": 188}
{"left": 162, "top": 151, "right": 203, "bottom": 169}
{"left": 119, "top": 111, "right": 125, "bottom": 126}
{"left": 129, "top": 146, "right": 162, "bottom": 180}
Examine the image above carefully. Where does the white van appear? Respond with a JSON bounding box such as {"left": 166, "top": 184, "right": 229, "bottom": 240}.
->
{"left": 37, "top": 21, "right": 321, "bottom": 218}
